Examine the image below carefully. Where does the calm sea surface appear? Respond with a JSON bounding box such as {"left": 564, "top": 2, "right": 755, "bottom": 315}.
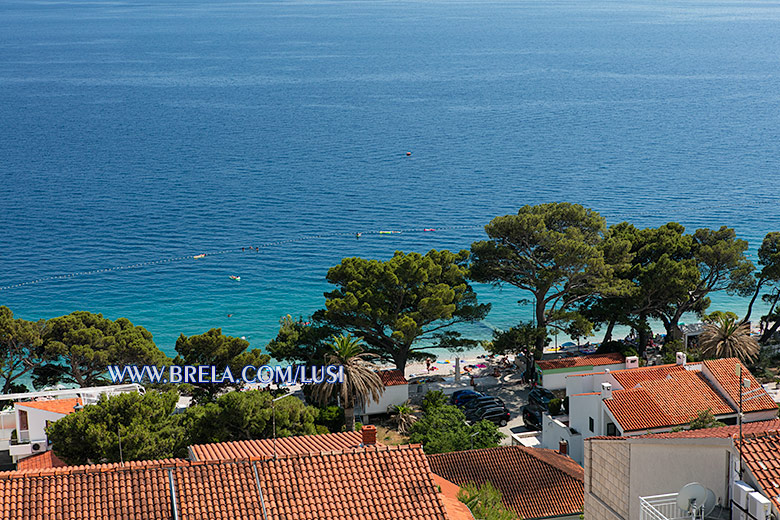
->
{"left": 2, "top": 0, "right": 780, "bottom": 357}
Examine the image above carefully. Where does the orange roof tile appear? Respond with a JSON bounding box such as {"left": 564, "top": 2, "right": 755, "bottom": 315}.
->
{"left": 15, "top": 451, "right": 67, "bottom": 471}
{"left": 432, "top": 474, "right": 475, "bottom": 520}
{"left": 639, "top": 419, "right": 780, "bottom": 439}
{"left": 428, "top": 446, "right": 583, "bottom": 519}
{"left": 735, "top": 430, "right": 780, "bottom": 512}
{"left": 189, "top": 431, "right": 375, "bottom": 461}
{"left": 611, "top": 364, "right": 687, "bottom": 389}
{"left": 379, "top": 369, "right": 408, "bottom": 386}
{"left": 605, "top": 370, "right": 735, "bottom": 432}
{"left": 0, "top": 447, "right": 451, "bottom": 520}
{"left": 15, "top": 398, "right": 82, "bottom": 415}
{"left": 704, "top": 358, "right": 778, "bottom": 412}
{"left": 536, "top": 352, "right": 625, "bottom": 371}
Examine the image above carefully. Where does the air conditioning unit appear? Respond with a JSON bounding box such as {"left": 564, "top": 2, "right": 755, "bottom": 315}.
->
{"left": 30, "top": 442, "right": 45, "bottom": 453}
{"left": 676, "top": 352, "right": 687, "bottom": 366}
{"left": 732, "top": 481, "right": 753, "bottom": 520}
{"left": 625, "top": 356, "right": 639, "bottom": 369}
{"left": 748, "top": 491, "right": 771, "bottom": 520}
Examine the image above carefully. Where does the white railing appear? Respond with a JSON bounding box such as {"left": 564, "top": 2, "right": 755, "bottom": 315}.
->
{"left": 639, "top": 493, "right": 689, "bottom": 520}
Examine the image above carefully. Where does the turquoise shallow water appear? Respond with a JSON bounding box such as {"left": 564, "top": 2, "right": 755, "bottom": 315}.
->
{"left": 1, "top": 0, "right": 780, "bottom": 357}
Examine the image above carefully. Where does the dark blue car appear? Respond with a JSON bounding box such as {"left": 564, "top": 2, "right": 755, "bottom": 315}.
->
{"left": 450, "top": 389, "right": 483, "bottom": 407}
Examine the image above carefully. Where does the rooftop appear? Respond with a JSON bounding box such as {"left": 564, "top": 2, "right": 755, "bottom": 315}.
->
{"left": 703, "top": 358, "right": 778, "bottom": 412}
{"left": 428, "top": 446, "right": 584, "bottom": 520}
{"left": 15, "top": 451, "right": 67, "bottom": 471}
{"left": 378, "top": 369, "right": 408, "bottom": 386}
{"left": 536, "top": 352, "right": 625, "bottom": 371}
{"left": 605, "top": 370, "right": 734, "bottom": 432}
{"left": 15, "top": 398, "right": 82, "bottom": 415}
{"left": 639, "top": 419, "right": 780, "bottom": 439}
{"left": 189, "top": 431, "right": 373, "bottom": 461}
{"left": 735, "top": 430, "right": 780, "bottom": 512}
{"left": 0, "top": 446, "right": 453, "bottom": 520}
{"left": 611, "top": 363, "right": 687, "bottom": 389}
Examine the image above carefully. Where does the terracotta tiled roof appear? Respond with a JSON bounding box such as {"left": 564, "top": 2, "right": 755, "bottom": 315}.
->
{"left": 536, "top": 352, "right": 625, "bottom": 371}
{"left": 0, "top": 447, "right": 452, "bottom": 520}
{"left": 428, "top": 446, "right": 584, "bottom": 519}
{"left": 379, "top": 369, "right": 408, "bottom": 386}
{"left": 605, "top": 370, "right": 734, "bottom": 432}
{"left": 638, "top": 419, "right": 780, "bottom": 439}
{"left": 15, "top": 398, "right": 82, "bottom": 415}
{"left": 15, "top": 451, "right": 67, "bottom": 471}
{"left": 432, "top": 474, "right": 475, "bottom": 520}
{"left": 704, "top": 358, "right": 778, "bottom": 412}
{"left": 735, "top": 430, "right": 780, "bottom": 512}
{"left": 189, "top": 431, "right": 374, "bottom": 461}
{"left": 611, "top": 364, "right": 687, "bottom": 389}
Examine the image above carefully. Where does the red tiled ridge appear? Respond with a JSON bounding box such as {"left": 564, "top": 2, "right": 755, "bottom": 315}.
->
{"left": 1, "top": 457, "right": 189, "bottom": 477}
{"left": 611, "top": 364, "right": 687, "bottom": 389}
{"left": 379, "top": 369, "right": 408, "bottom": 386}
{"left": 639, "top": 419, "right": 780, "bottom": 439}
{"left": 536, "top": 352, "right": 625, "bottom": 371}
{"left": 15, "top": 398, "right": 82, "bottom": 415}
{"left": 428, "top": 446, "right": 584, "bottom": 519}
{"left": 15, "top": 451, "right": 67, "bottom": 471}
{"left": 734, "top": 430, "right": 780, "bottom": 513}
{"left": 586, "top": 436, "right": 627, "bottom": 441}
{"left": 605, "top": 370, "right": 734, "bottom": 432}
{"left": 704, "top": 358, "right": 778, "bottom": 412}
{"left": 189, "top": 431, "right": 380, "bottom": 461}
{"left": 0, "top": 446, "right": 450, "bottom": 520}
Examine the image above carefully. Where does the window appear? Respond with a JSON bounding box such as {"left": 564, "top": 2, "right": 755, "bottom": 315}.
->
{"left": 18, "top": 410, "right": 28, "bottom": 431}
{"left": 606, "top": 423, "right": 617, "bottom": 436}
{"left": 589, "top": 417, "right": 594, "bottom": 432}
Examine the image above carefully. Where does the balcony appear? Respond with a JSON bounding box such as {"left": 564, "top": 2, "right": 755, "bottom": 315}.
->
{"left": 639, "top": 493, "right": 729, "bottom": 520}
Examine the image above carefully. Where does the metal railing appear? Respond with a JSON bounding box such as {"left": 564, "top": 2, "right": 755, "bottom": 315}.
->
{"left": 640, "top": 494, "right": 689, "bottom": 520}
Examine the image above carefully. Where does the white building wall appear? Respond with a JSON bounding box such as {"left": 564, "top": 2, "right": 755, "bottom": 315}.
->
{"left": 16, "top": 406, "right": 67, "bottom": 444}
{"left": 362, "top": 385, "right": 409, "bottom": 415}
{"left": 566, "top": 372, "right": 613, "bottom": 397}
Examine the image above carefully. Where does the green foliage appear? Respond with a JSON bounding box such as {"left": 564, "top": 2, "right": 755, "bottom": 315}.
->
{"left": 186, "top": 391, "right": 318, "bottom": 445}
{"left": 354, "top": 421, "right": 363, "bottom": 432}
{"left": 689, "top": 409, "right": 726, "bottom": 430}
{"left": 408, "top": 402, "right": 502, "bottom": 454}
{"left": 390, "top": 401, "right": 418, "bottom": 434}
{"left": 266, "top": 315, "right": 338, "bottom": 365}
{"left": 489, "top": 322, "right": 548, "bottom": 358}
{"left": 0, "top": 306, "right": 43, "bottom": 394}
{"left": 596, "top": 341, "right": 637, "bottom": 358}
{"left": 34, "top": 311, "right": 169, "bottom": 389}
{"left": 457, "top": 481, "right": 517, "bottom": 520}
{"left": 315, "top": 405, "right": 345, "bottom": 433}
{"left": 421, "top": 390, "right": 447, "bottom": 413}
{"left": 174, "top": 328, "right": 269, "bottom": 404}
{"left": 471, "top": 203, "right": 626, "bottom": 351}
{"left": 704, "top": 310, "right": 739, "bottom": 323}
{"left": 548, "top": 398, "right": 562, "bottom": 416}
{"left": 47, "top": 391, "right": 186, "bottom": 465}
{"left": 314, "top": 249, "right": 490, "bottom": 370}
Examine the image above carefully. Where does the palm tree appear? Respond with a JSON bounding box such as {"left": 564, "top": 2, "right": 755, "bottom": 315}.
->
{"left": 700, "top": 315, "right": 760, "bottom": 362}
{"left": 389, "top": 401, "right": 417, "bottom": 434}
{"left": 311, "top": 334, "right": 384, "bottom": 431}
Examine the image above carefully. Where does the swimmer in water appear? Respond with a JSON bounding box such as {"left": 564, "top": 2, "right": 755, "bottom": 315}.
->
{"left": 356, "top": 232, "right": 362, "bottom": 238}
{"left": 227, "top": 314, "right": 233, "bottom": 318}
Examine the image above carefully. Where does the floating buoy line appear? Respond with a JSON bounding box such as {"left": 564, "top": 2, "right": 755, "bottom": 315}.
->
{"left": 0, "top": 225, "right": 482, "bottom": 292}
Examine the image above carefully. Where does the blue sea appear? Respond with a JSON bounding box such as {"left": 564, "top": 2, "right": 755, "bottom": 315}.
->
{"left": 1, "top": 0, "right": 780, "bottom": 358}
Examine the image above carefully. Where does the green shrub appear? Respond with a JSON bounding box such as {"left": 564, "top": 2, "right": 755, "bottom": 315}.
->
{"left": 548, "top": 398, "right": 562, "bottom": 416}
{"left": 315, "top": 405, "right": 345, "bottom": 433}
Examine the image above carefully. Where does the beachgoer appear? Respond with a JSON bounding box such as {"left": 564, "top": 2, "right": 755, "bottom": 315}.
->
{"left": 227, "top": 314, "right": 233, "bottom": 318}
{"left": 425, "top": 358, "right": 432, "bottom": 372}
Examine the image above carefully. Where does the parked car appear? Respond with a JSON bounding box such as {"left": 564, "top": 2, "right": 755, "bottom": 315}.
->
{"left": 468, "top": 406, "right": 510, "bottom": 427}
{"left": 522, "top": 405, "right": 543, "bottom": 430}
{"left": 528, "top": 387, "right": 556, "bottom": 409}
{"left": 450, "top": 389, "right": 480, "bottom": 404}
{"left": 452, "top": 390, "right": 483, "bottom": 407}
{"left": 461, "top": 396, "right": 505, "bottom": 412}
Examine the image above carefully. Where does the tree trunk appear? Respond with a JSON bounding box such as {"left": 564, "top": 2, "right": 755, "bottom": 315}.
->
{"left": 742, "top": 280, "right": 764, "bottom": 325}
{"left": 761, "top": 319, "right": 780, "bottom": 343}
{"left": 534, "top": 295, "right": 547, "bottom": 355}
{"left": 392, "top": 349, "right": 408, "bottom": 373}
{"left": 603, "top": 318, "right": 617, "bottom": 344}
{"left": 637, "top": 316, "right": 650, "bottom": 358}
{"left": 344, "top": 394, "right": 356, "bottom": 432}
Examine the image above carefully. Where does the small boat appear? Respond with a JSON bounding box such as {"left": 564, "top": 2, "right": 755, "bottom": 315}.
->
{"left": 229, "top": 275, "right": 241, "bottom": 281}
{"left": 193, "top": 254, "right": 206, "bottom": 259}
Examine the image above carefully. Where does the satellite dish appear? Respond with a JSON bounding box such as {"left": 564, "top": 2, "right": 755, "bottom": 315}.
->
{"left": 677, "top": 482, "right": 708, "bottom": 514}
{"left": 702, "top": 488, "right": 717, "bottom": 516}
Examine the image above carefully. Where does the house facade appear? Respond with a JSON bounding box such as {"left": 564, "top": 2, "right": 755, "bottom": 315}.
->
{"left": 535, "top": 352, "right": 629, "bottom": 390}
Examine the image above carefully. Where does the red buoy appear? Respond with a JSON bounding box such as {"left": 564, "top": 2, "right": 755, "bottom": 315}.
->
{"left": 406, "top": 151, "right": 412, "bottom": 156}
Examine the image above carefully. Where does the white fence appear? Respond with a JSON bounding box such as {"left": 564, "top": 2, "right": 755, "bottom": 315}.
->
{"left": 639, "top": 494, "right": 689, "bottom": 520}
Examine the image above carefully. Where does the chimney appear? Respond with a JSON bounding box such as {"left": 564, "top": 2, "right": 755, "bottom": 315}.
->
{"left": 601, "top": 382, "right": 612, "bottom": 400}
{"left": 676, "top": 352, "right": 687, "bottom": 366}
{"left": 558, "top": 440, "right": 568, "bottom": 456}
{"left": 361, "top": 424, "right": 377, "bottom": 446}
{"left": 625, "top": 356, "right": 639, "bottom": 369}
